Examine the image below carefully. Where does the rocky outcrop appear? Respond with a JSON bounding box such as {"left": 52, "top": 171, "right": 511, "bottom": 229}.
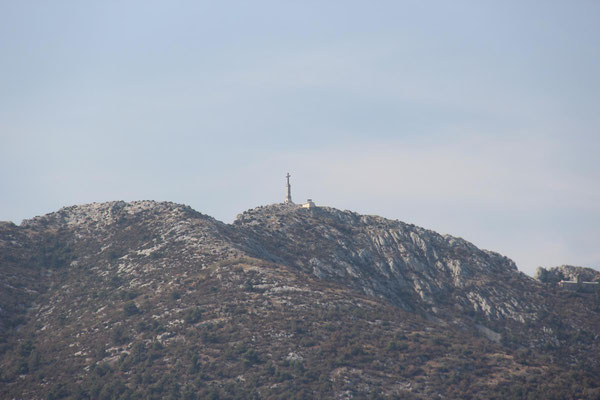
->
{"left": 233, "top": 204, "right": 543, "bottom": 322}
{"left": 535, "top": 265, "right": 600, "bottom": 284}
{"left": 4, "top": 201, "right": 550, "bottom": 324}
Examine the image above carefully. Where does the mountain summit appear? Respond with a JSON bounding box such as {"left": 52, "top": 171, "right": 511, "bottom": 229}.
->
{"left": 1, "top": 201, "right": 599, "bottom": 399}
{"left": 234, "top": 204, "right": 536, "bottom": 319}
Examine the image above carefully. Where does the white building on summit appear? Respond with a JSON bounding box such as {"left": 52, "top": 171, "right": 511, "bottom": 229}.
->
{"left": 302, "top": 199, "right": 316, "bottom": 209}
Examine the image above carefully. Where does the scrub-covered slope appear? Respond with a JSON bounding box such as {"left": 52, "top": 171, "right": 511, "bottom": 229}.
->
{"left": 0, "top": 201, "right": 599, "bottom": 399}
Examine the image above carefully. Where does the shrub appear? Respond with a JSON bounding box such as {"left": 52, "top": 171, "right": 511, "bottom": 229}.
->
{"left": 242, "top": 349, "right": 260, "bottom": 366}
{"left": 184, "top": 307, "right": 202, "bottom": 324}
{"left": 111, "top": 325, "right": 127, "bottom": 345}
{"left": 123, "top": 301, "right": 140, "bottom": 316}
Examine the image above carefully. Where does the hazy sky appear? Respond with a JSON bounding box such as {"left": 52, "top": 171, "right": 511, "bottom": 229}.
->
{"left": 1, "top": 1, "right": 599, "bottom": 276}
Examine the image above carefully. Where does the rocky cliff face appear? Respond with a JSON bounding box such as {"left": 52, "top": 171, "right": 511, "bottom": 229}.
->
{"left": 1, "top": 201, "right": 599, "bottom": 399}
{"left": 233, "top": 204, "right": 545, "bottom": 323}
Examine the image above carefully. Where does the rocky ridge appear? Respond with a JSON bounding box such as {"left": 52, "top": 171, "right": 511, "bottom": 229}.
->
{"left": 1, "top": 200, "right": 599, "bottom": 399}
{"left": 233, "top": 203, "right": 544, "bottom": 323}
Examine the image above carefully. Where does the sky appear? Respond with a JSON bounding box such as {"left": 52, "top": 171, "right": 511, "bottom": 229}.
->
{"left": 1, "top": 1, "right": 599, "bottom": 276}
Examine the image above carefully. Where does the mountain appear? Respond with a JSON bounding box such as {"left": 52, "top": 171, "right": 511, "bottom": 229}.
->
{"left": 1, "top": 201, "right": 599, "bottom": 399}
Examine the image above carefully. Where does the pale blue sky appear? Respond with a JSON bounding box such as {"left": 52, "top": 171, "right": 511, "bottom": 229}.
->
{"left": 1, "top": 1, "right": 599, "bottom": 275}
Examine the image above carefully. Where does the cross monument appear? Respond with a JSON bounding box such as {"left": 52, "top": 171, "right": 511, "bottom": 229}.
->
{"left": 285, "top": 173, "right": 293, "bottom": 204}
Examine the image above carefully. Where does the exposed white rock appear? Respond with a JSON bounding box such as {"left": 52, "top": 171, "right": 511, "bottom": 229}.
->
{"left": 235, "top": 204, "right": 539, "bottom": 322}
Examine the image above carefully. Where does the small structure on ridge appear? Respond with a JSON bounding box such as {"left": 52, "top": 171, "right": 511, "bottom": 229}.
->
{"left": 558, "top": 274, "right": 599, "bottom": 293}
{"left": 302, "top": 199, "right": 316, "bottom": 209}
{"left": 285, "top": 173, "right": 293, "bottom": 204}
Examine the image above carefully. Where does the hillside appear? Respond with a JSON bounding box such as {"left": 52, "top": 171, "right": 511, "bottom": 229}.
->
{"left": 1, "top": 201, "right": 599, "bottom": 399}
